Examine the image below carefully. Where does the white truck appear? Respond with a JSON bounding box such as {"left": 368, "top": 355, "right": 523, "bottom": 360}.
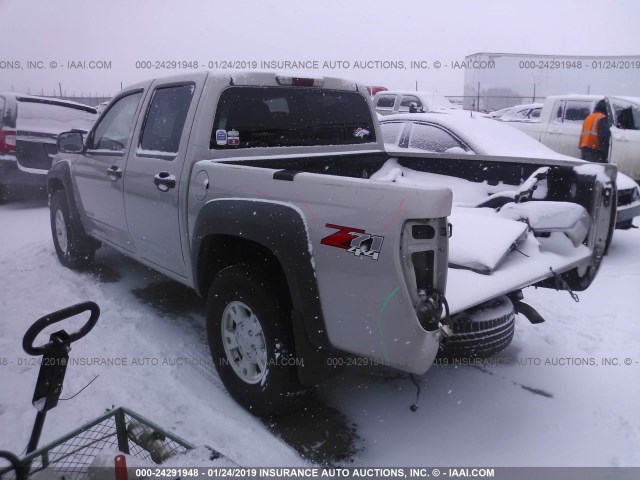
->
{"left": 508, "top": 95, "right": 640, "bottom": 182}
{"left": 48, "top": 71, "right": 616, "bottom": 415}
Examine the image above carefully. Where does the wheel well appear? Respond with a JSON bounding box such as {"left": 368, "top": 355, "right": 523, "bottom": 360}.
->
{"left": 48, "top": 178, "right": 64, "bottom": 194}
{"left": 197, "top": 235, "right": 290, "bottom": 303}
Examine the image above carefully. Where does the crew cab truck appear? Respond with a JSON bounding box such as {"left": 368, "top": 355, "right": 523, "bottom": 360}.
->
{"left": 49, "top": 71, "right": 616, "bottom": 415}
{"left": 508, "top": 94, "right": 640, "bottom": 183}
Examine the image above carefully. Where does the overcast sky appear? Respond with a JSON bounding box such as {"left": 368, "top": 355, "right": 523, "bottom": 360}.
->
{"left": 1, "top": 0, "right": 639, "bottom": 97}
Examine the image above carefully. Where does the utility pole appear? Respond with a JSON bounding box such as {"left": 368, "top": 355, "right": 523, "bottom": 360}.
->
{"left": 58, "top": 82, "right": 63, "bottom": 97}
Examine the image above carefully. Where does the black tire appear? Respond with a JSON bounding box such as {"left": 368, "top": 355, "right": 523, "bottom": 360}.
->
{"left": 616, "top": 219, "right": 634, "bottom": 230}
{"left": 438, "top": 295, "right": 515, "bottom": 359}
{"left": 49, "top": 189, "right": 97, "bottom": 269}
{"left": 206, "top": 264, "right": 306, "bottom": 416}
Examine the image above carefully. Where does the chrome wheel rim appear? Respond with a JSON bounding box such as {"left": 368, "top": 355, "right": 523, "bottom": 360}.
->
{"left": 221, "top": 300, "right": 268, "bottom": 384}
{"left": 55, "top": 209, "right": 68, "bottom": 254}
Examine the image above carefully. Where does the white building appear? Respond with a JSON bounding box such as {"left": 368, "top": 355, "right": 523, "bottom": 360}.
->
{"left": 462, "top": 52, "right": 640, "bottom": 112}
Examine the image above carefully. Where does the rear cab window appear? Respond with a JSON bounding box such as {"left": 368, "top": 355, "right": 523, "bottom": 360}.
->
{"left": 399, "top": 95, "right": 423, "bottom": 112}
{"left": 375, "top": 95, "right": 396, "bottom": 110}
{"left": 211, "top": 87, "right": 375, "bottom": 149}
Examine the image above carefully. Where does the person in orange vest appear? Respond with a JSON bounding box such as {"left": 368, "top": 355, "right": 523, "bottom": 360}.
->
{"left": 579, "top": 100, "right": 611, "bottom": 163}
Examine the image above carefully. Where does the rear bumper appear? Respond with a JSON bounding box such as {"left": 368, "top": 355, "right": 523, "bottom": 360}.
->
{"left": 0, "top": 156, "right": 47, "bottom": 188}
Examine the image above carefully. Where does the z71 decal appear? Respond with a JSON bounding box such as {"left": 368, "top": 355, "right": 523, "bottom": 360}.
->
{"left": 321, "top": 224, "right": 384, "bottom": 260}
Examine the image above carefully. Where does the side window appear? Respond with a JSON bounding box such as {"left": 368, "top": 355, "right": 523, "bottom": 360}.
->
{"left": 91, "top": 92, "right": 142, "bottom": 151}
{"left": 611, "top": 99, "right": 640, "bottom": 130}
{"left": 399, "top": 95, "right": 423, "bottom": 112}
{"left": 564, "top": 101, "right": 592, "bottom": 123}
{"left": 139, "top": 84, "right": 195, "bottom": 155}
{"left": 0, "top": 97, "right": 5, "bottom": 128}
{"left": 376, "top": 95, "right": 396, "bottom": 109}
{"left": 380, "top": 122, "right": 406, "bottom": 145}
{"left": 553, "top": 101, "right": 565, "bottom": 123}
{"left": 408, "top": 123, "right": 468, "bottom": 152}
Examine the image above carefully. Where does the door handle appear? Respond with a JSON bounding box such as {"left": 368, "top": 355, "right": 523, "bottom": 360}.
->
{"left": 154, "top": 171, "right": 176, "bottom": 192}
{"left": 548, "top": 128, "right": 561, "bottom": 134}
{"left": 107, "top": 165, "right": 122, "bottom": 182}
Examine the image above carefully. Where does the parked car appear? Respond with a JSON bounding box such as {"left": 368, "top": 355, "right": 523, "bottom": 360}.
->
{"left": 373, "top": 90, "right": 458, "bottom": 115}
{"left": 489, "top": 103, "right": 543, "bottom": 122}
{"left": 49, "top": 71, "right": 615, "bottom": 415}
{"left": 507, "top": 94, "right": 640, "bottom": 181}
{"left": 379, "top": 112, "right": 640, "bottom": 230}
{"left": 0, "top": 93, "right": 96, "bottom": 201}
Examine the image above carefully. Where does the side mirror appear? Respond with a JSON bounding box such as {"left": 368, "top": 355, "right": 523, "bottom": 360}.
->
{"left": 57, "top": 131, "right": 85, "bottom": 154}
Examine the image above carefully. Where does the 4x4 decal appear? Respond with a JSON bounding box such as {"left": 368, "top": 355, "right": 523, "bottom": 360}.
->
{"left": 321, "top": 224, "right": 384, "bottom": 260}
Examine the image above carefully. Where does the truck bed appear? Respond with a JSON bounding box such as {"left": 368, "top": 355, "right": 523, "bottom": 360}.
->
{"left": 213, "top": 149, "right": 615, "bottom": 313}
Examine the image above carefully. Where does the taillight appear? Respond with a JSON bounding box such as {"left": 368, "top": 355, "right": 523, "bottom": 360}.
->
{"left": 400, "top": 218, "right": 449, "bottom": 331}
{"left": 0, "top": 129, "right": 16, "bottom": 154}
{"left": 276, "top": 76, "right": 324, "bottom": 87}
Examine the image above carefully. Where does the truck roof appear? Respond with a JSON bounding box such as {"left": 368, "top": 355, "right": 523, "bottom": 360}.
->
{"left": 123, "top": 71, "right": 364, "bottom": 93}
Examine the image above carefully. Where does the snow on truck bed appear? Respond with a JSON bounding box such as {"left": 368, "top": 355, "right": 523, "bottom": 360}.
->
{"left": 371, "top": 158, "right": 593, "bottom": 313}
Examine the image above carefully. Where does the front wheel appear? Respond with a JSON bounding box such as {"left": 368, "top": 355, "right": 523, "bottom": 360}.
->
{"left": 50, "top": 190, "right": 97, "bottom": 269}
{"left": 206, "top": 264, "right": 306, "bottom": 416}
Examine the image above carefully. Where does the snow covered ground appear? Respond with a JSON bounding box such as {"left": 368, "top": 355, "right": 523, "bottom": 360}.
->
{"left": 0, "top": 197, "right": 639, "bottom": 467}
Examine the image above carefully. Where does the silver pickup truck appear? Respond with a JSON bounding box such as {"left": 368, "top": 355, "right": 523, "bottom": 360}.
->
{"left": 48, "top": 71, "right": 616, "bottom": 415}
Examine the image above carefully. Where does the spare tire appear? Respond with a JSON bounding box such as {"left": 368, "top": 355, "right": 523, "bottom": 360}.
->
{"left": 438, "top": 295, "right": 515, "bottom": 359}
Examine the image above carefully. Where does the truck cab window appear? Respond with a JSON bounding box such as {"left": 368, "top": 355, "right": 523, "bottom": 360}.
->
{"left": 611, "top": 99, "right": 640, "bottom": 130}
{"left": 91, "top": 92, "right": 142, "bottom": 151}
{"left": 564, "top": 101, "right": 592, "bottom": 123}
{"left": 211, "top": 87, "right": 375, "bottom": 148}
{"left": 399, "top": 96, "right": 423, "bottom": 112}
{"left": 376, "top": 95, "right": 396, "bottom": 109}
{"left": 139, "top": 84, "right": 195, "bottom": 155}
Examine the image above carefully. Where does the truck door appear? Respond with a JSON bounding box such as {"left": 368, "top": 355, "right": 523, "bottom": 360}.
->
{"left": 123, "top": 80, "right": 201, "bottom": 277}
{"left": 544, "top": 99, "right": 593, "bottom": 158}
{"left": 609, "top": 97, "right": 640, "bottom": 180}
{"left": 73, "top": 90, "right": 145, "bottom": 248}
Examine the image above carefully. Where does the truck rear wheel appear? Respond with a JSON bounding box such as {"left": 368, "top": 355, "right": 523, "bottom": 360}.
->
{"left": 438, "top": 295, "right": 515, "bottom": 359}
{"left": 50, "top": 190, "right": 96, "bottom": 269}
{"left": 206, "top": 264, "right": 306, "bottom": 416}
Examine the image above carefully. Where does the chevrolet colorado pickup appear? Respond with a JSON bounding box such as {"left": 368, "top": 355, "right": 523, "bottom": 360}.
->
{"left": 48, "top": 71, "right": 616, "bottom": 415}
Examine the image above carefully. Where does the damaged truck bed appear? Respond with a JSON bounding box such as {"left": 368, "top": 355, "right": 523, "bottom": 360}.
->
{"left": 370, "top": 153, "right": 616, "bottom": 314}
